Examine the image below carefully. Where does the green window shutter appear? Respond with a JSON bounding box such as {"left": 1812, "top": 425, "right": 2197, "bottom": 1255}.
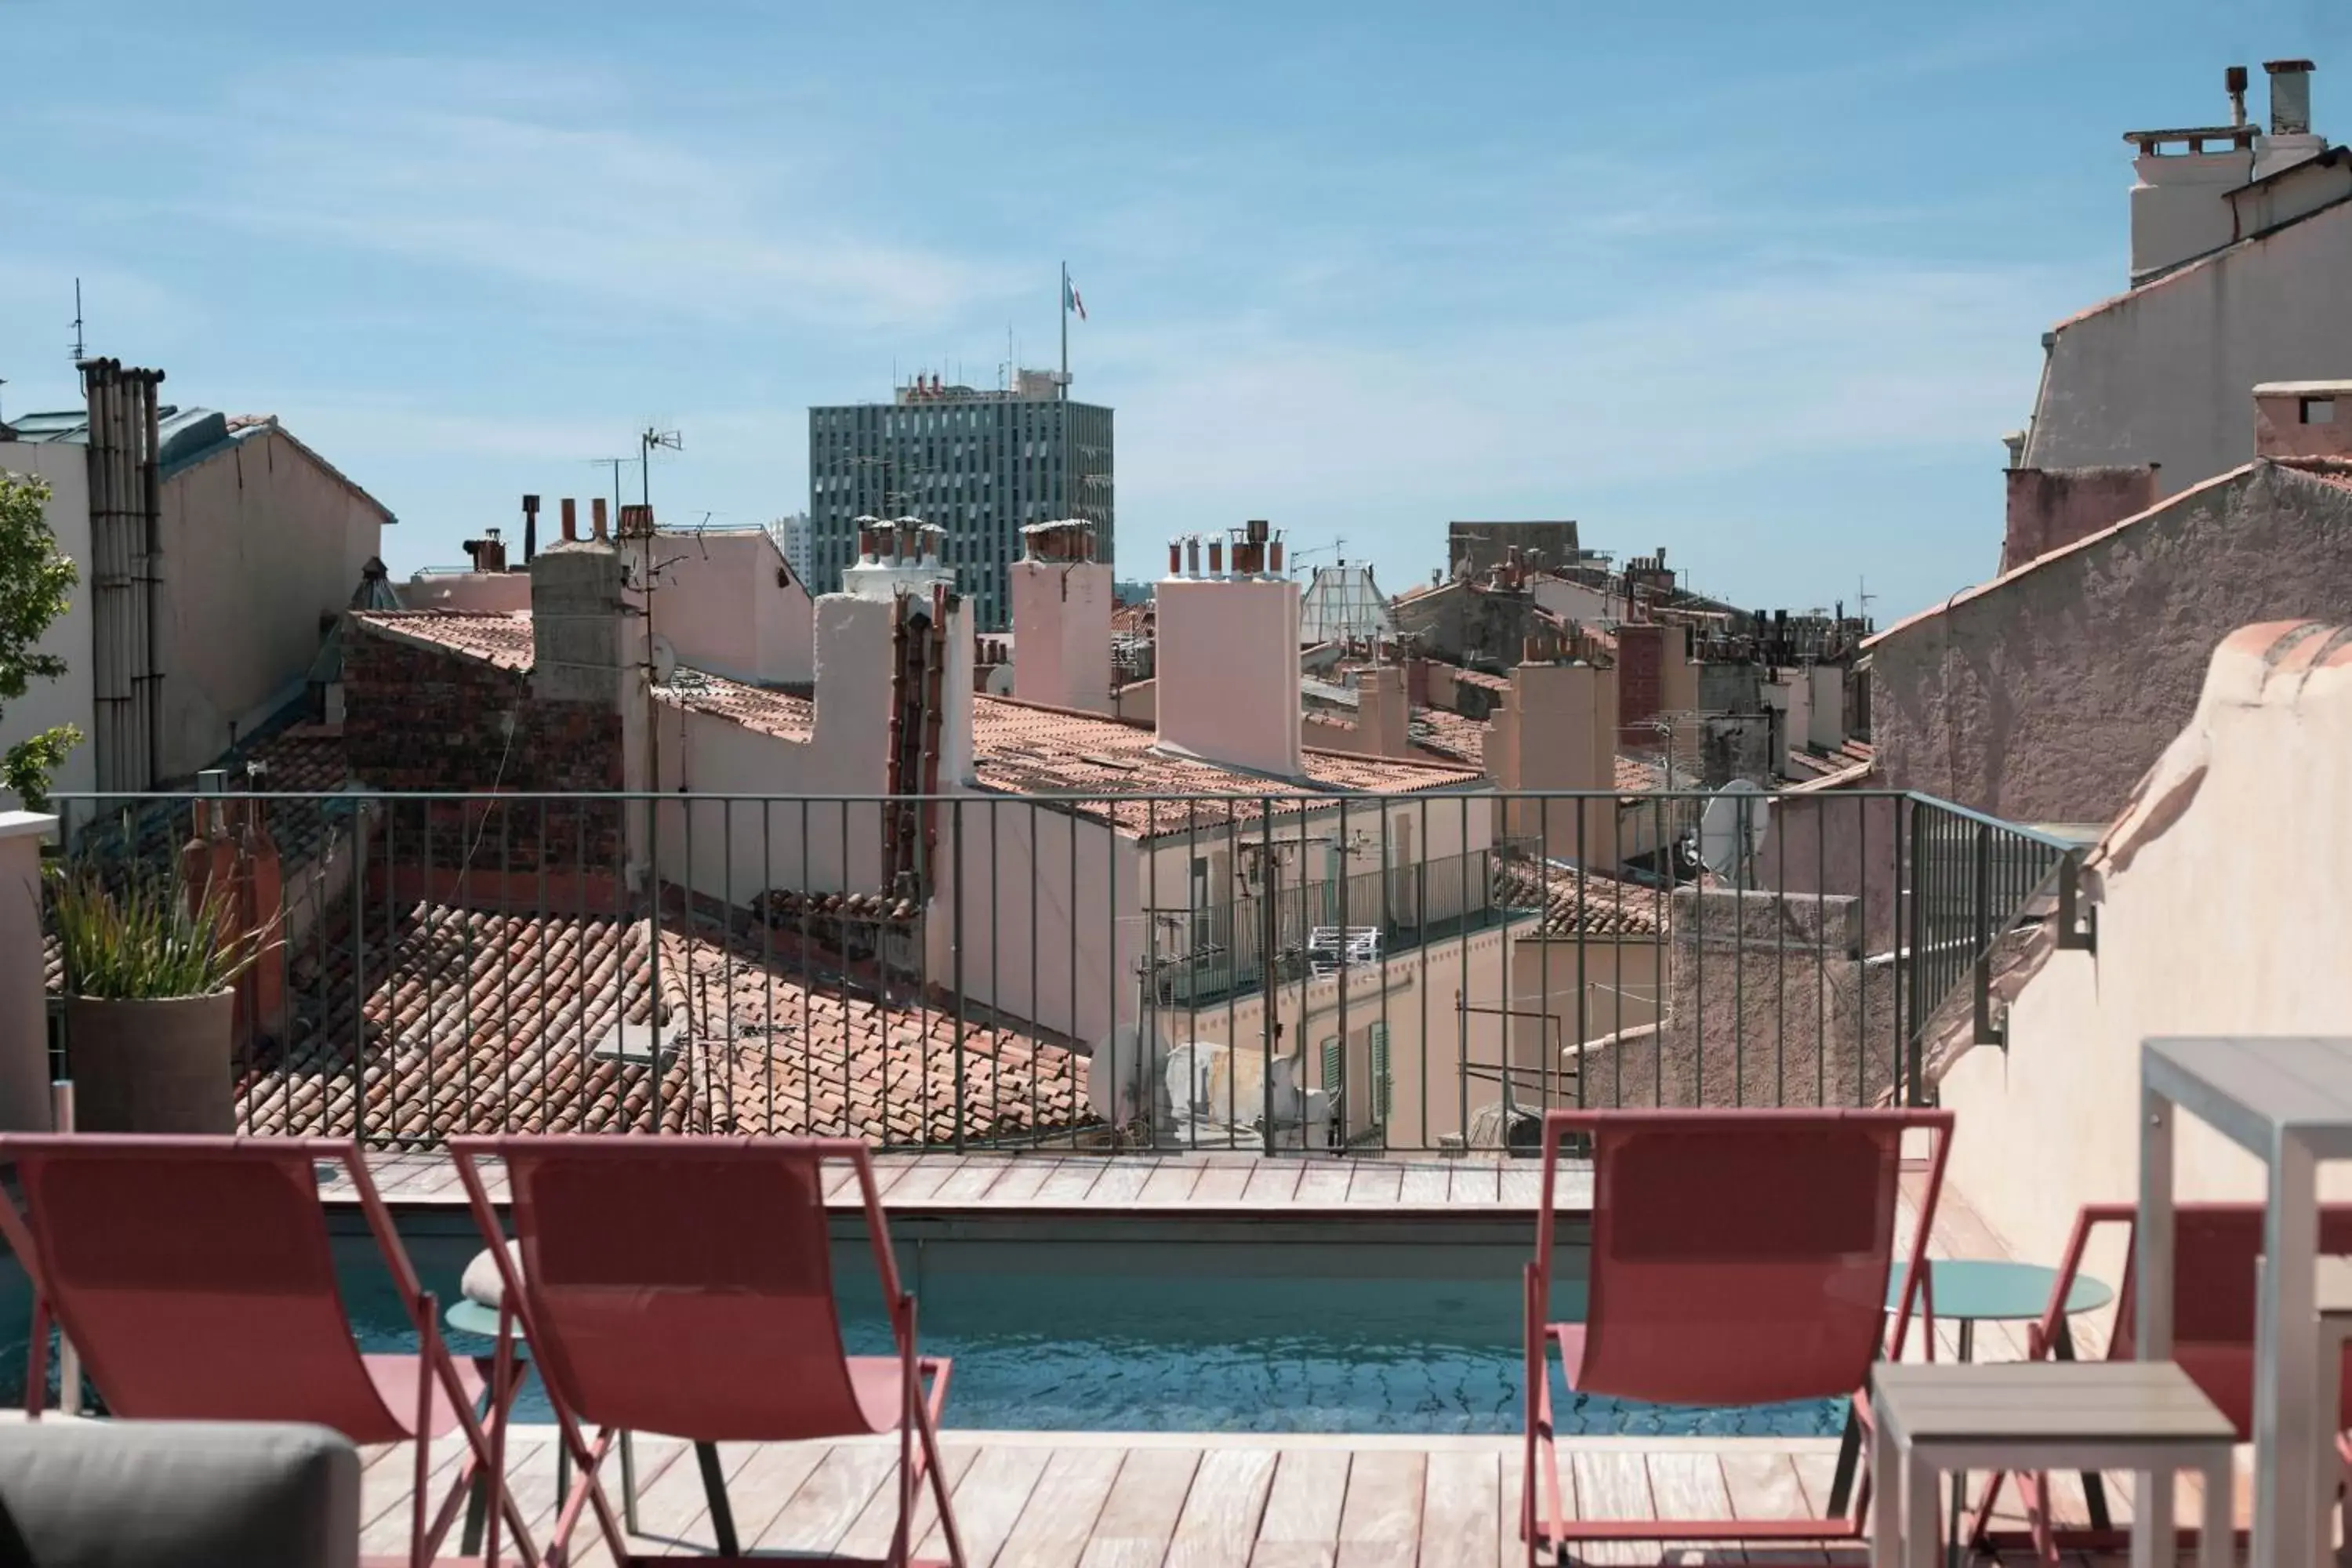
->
{"left": 1321, "top": 1036, "right": 1342, "bottom": 1091}
{"left": 1370, "top": 1022, "right": 1392, "bottom": 1120}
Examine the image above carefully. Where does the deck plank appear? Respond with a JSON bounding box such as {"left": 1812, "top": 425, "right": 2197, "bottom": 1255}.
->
{"left": 1080, "top": 1446, "right": 1203, "bottom": 1568}
{"left": 935, "top": 1159, "right": 1017, "bottom": 1203}
{"left": 751, "top": 1443, "right": 900, "bottom": 1554}
{"left": 1646, "top": 1451, "right": 1737, "bottom": 1564}
{"left": 997, "top": 1446, "right": 1128, "bottom": 1568}
{"left": 1345, "top": 1164, "right": 1404, "bottom": 1205}
{"left": 1398, "top": 1166, "right": 1453, "bottom": 1205}
{"left": 827, "top": 1442, "right": 978, "bottom": 1562}
{"left": 1567, "top": 1450, "right": 1653, "bottom": 1566}
{"left": 1293, "top": 1164, "right": 1356, "bottom": 1207}
{"left": 885, "top": 1156, "right": 969, "bottom": 1204}
{"left": 357, "top": 1438, "right": 470, "bottom": 1559}
{"left": 922, "top": 1443, "right": 1051, "bottom": 1565}
{"left": 1241, "top": 1163, "right": 1305, "bottom": 1206}
{"left": 1420, "top": 1449, "right": 1501, "bottom": 1568}
{"left": 1254, "top": 1447, "right": 1352, "bottom": 1568}
{"left": 1497, "top": 1439, "right": 1534, "bottom": 1568}
{"left": 1089, "top": 1162, "right": 1159, "bottom": 1206}
{"left": 563, "top": 1439, "right": 699, "bottom": 1567}
{"left": 1447, "top": 1166, "right": 1502, "bottom": 1207}
{"left": 1336, "top": 1450, "right": 1425, "bottom": 1568}
{"left": 1192, "top": 1165, "right": 1256, "bottom": 1203}
{"left": 983, "top": 1160, "right": 1061, "bottom": 1203}
{"left": 1167, "top": 1446, "right": 1279, "bottom": 1568}
{"left": 1036, "top": 1160, "right": 1115, "bottom": 1206}
{"left": 1142, "top": 1162, "right": 1207, "bottom": 1203}
{"left": 1718, "top": 1447, "right": 1827, "bottom": 1562}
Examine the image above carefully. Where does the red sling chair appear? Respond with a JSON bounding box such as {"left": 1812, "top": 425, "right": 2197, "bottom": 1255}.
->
{"left": 451, "top": 1135, "right": 962, "bottom": 1567}
{"left": 0, "top": 1134, "right": 533, "bottom": 1568}
{"left": 1523, "top": 1107, "right": 1951, "bottom": 1560}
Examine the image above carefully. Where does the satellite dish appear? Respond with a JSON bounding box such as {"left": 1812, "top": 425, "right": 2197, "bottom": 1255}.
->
{"left": 1697, "top": 779, "right": 1769, "bottom": 880}
{"left": 650, "top": 634, "right": 678, "bottom": 684}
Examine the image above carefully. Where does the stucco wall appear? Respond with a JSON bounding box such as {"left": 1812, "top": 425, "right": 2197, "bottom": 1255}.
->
{"left": 2024, "top": 198, "right": 2352, "bottom": 491}
{"left": 159, "top": 429, "right": 387, "bottom": 778}
{"left": 631, "top": 530, "right": 814, "bottom": 689}
{"left": 1937, "top": 619, "right": 2352, "bottom": 1265}
{"left": 1869, "top": 462, "right": 2352, "bottom": 823}
{"left": 0, "top": 445, "right": 96, "bottom": 803}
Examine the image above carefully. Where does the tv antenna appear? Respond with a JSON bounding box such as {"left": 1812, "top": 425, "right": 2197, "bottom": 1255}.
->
{"left": 1856, "top": 575, "right": 1876, "bottom": 625}
{"left": 69, "top": 278, "right": 85, "bottom": 362}
{"left": 638, "top": 426, "right": 682, "bottom": 509}
{"left": 586, "top": 456, "right": 633, "bottom": 514}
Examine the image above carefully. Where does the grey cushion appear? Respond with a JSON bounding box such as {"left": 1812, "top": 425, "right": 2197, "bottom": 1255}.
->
{"left": 0, "top": 1420, "right": 358, "bottom": 1568}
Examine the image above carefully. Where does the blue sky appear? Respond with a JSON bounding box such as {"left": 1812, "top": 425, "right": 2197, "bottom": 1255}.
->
{"left": 2, "top": 1, "right": 2344, "bottom": 622}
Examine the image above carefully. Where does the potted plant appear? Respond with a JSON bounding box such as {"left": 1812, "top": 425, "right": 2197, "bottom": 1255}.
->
{"left": 47, "top": 866, "right": 277, "bottom": 1134}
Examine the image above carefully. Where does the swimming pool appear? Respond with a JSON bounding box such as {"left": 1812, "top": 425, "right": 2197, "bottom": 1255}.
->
{"left": 0, "top": 1215, "right": 1844, "bottom": 1438}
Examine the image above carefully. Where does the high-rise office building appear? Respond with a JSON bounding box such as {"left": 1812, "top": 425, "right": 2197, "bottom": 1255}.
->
{"left": 767, "top": 511, "right": 811, "bottom": 583}
{"left": 807, "top": 368, "right": 1113, "bottom": 630}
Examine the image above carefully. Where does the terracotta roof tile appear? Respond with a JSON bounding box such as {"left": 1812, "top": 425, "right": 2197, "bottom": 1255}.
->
{"left": 1410, "top": 706, "right": 1487, "bottom": 767}
{"left": 1495, "top": 856, "right": 1668, "bottom": 938}
{"left": 655, "top": 670, "right": 815, "bottom": 741}
{"left": 971, "top": 696, "right": 1483, "bottom": 837}
{"left": 237, "top": 899, "right": 1087, "bottom": 1145}
{"left": 1613, "top": 754, "right": 1665, "bottom": 793}
{"left": 1454, "top": 667, "right": 1513, "bottom": 693}
{"left": 353, "top": 610, "right": 535, "bottom": 672}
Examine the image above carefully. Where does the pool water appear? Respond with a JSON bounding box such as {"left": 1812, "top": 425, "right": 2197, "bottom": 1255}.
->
{"left": 0, "top": 1225, "right": 1844, "bottom": 1439}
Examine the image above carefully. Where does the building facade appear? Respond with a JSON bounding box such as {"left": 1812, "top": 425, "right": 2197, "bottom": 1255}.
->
{"left": 768, "top": 511, "right": 811, "bottom": 585}
{"left": 807, "top": 369, "right": 1113, "bottom": 630}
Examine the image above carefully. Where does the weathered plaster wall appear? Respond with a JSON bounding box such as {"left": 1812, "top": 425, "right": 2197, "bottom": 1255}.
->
{"left": 1870, "top": 462, "right": 2352, "bottom": 823}
{"left": 2024, "top": 199, "right": 2352, "bottom": 489}
{"left": 2000, "top": 466, "right": 2161, "bottom": 575}
{"left": 1936, "top": 620, "right": 2352, "bottom": 1265}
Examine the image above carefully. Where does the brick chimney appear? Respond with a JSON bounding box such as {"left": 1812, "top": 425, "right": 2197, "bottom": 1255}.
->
{"left": 1009, "top": 519, "right": 1113, "bottom": 713}
{"left": 1155, "top": 521, "right": 1302, "bottom": 778}
{"left": 2254, "top": 381, "right": 2352, "bottom": 460}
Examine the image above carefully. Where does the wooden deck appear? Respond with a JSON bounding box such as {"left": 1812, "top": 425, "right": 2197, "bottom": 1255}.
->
{"left": 325, "top": 1149, "right": 1594, "bottom": 1215}
{"left": 332, "top": 1152, "right": 2223, "bottom": 1563}
{"left": 358, "top": 1428, "right": 2209, "bottom": 1566}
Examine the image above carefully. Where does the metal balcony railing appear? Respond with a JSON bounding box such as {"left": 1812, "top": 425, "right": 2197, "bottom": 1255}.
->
{"left": 37, "top": 786, "right": 2084, "bottom": 1153}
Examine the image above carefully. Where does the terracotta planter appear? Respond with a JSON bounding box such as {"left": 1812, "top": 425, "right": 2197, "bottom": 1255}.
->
{"left": 64, "top": 991, "right": 237, "bottom": 1135}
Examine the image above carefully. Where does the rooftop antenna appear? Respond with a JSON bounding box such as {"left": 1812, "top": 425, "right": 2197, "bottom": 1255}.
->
{"left": 586, "top": 456, "right": 633, "bottom": 516}
{"left": 638, "top": 425, "right": 682, "bottom": 509}
{"left": 1856, "top": 575, "right": 1877, "bottom": 626}
{"left": 69, "top": 278, "right": 85, "bottom": 362}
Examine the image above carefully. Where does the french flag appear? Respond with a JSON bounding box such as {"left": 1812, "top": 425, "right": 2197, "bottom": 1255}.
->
{"left": 1065, "top": 275, "right": 1087, "bottom": 321}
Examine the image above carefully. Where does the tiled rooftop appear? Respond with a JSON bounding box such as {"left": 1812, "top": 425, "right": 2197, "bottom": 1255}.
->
{"left": 351, "top": 609, "right": 535, "bottom": 672}
{"left": 1452, "top": 666, "right": 1513, "bottom": 693}
{"left": 1613, "top": 754, "right": 1665, "bottom": 793}
{"left": 1494, "top": 857, "right": 1667, "bottom": 938}
{"left": 970, "top": 695, "right": 1483, "bottom": 836}
{"left": 239, "top": 898, "right": 1087, "bottom": 1145}
{"left": 654, "top": 669, "right": 816, "bottom": 742}
{"left": 1409, "top": 705, "right": 1486, "bottom": 767}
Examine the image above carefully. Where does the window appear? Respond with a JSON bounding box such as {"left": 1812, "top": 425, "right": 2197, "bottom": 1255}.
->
{"left": 1320, "top": 1036, "right": 1342, "bottom": 1094}
{"left": 1369, "top": 1022, "right": 1392, "bottom": 1122}
{"left": 2304, "top": 396, "right": 2339, "bottom": 426}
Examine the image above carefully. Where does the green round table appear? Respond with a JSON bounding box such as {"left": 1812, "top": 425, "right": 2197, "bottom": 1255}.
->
{"left": 1882, "top": 1260, "right": 2114, "bottom": 1568}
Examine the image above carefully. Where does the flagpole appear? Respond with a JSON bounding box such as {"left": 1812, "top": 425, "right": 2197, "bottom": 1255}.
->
{"left": 1058, "top": 260, "right": 1069, "bottom": 401}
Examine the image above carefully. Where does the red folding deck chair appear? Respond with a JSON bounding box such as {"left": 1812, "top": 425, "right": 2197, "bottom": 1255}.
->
{"left": 1965, "top": 1200, "right": 2352, "bottom": 1562}
{"left": 0, "top": 1134, "right": 532, "bottom": 1568}
{"left": 1523, "top": 1107, "right": 1951, "bottom": 1562}
{"left": 449, "top": 1135, "right": 963, "bottom": 1568}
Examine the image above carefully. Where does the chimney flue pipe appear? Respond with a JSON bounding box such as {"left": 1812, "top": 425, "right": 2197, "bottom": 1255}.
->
{"left": 561, "top": 498, "right": 578, "bottom": 542}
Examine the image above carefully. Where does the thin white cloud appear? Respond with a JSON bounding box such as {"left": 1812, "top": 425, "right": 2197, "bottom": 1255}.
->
{"left": 68, "top": 57, "right": 1020, "bottom": 332}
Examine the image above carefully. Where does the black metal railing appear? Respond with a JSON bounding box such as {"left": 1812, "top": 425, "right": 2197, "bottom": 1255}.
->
{"left": 36, "top": 784, "right": 2083, "bottom": 1153}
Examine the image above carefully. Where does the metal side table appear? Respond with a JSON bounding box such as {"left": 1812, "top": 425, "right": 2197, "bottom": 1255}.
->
{"left": 445, "top": 1298, "right": 643, "bottom": 1551}
{"left": 2142, "top": 1035, "right": 2352, "bottom": 1568}
{"left": 1871, "top": 1362, "right": 2232, "bottom": 1568}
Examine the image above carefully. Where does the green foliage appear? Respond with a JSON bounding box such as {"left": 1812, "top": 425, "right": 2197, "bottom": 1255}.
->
{"left": 0, "top": 470, "right": 82, "bottom": 809}
{"left": 46, "top": 863, "right": 279, "bottom": 1001}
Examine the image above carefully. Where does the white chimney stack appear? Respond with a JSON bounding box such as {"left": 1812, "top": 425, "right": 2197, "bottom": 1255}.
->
{"left": 2256, "top": 59, "right": 2324, "bottom": 179}
{"left": 1154, "top": 521, "right": 1302, "bottom": 779}
{"left": 1009, "top": 519, "right": 1113, "bottom": 713}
